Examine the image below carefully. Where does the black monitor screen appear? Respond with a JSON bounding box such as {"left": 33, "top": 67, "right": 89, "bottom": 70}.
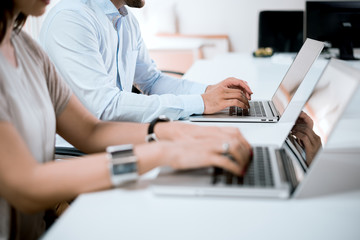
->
{"left": 305, "top": 1, "right": 360, "bottom": 60}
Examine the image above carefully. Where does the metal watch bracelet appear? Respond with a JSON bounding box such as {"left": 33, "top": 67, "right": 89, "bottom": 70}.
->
{"left": 106, "top": 144, "right": 138, "bottom": 187}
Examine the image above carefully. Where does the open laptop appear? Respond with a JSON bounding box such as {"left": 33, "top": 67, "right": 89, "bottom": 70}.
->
{"left": 189, "top": 38, "right": 325, "bottom": 123}
{"left": 152, "top": 59, "right": 360, "bottom": 199}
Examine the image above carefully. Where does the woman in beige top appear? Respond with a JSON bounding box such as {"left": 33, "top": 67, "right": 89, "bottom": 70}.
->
{"left": 0, "top": 0, "right": 251, "bottom": 239}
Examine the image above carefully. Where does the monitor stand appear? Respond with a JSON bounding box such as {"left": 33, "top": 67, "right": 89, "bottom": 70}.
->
{"left": 339, "top": 41, "right": 359, "bottom": 60}
{"left": 338, "top": 22, "right": 359, "bottom": 61}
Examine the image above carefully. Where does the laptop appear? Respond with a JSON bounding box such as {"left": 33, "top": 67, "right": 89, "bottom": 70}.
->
{"left": 152, "top": 59, "right": 360, "bottom": 199}
{"left": 189, "top": 38, "right": 325, "bottom": 123}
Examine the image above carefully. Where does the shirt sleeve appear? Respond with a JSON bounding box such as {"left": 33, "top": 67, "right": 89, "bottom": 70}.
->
{"left": 43, "top": 53, "right": 72, "bottom": 117}
{"left": 21, "top": 31, "right": 72, "bottom": 117}
{"left": 0, "top": 89, "right": 10, "bottom": 122}
{"left": 131, "top": 18, "right": 208, "bottom": 97}
{"left": 40, "top": 9, "right": 206, "bottom": 123}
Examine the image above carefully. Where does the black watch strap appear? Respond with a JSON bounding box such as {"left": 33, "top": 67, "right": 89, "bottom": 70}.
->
{"left": 146, "top": 115, "right": 171, "bottom": 142}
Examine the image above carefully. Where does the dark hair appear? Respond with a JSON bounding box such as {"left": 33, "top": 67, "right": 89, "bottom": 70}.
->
{"left": 0, "top": 0, "right": 27, "bottom": 43}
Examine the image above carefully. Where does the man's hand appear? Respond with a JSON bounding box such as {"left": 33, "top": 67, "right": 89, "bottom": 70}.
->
{"left": 201, "top": 77, "right": 253, "bottom": 114}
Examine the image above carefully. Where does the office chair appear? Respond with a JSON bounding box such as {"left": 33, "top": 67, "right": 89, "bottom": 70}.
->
{"left": 132, "top": 85, "right": 142, "bottom": 94}
{"left": 258, "top": 11, "right": 304, "bottom": 53}
{"left": 161, "top": 70, "right": 184, "bottom": 76}
{"left": 55, "top": 146, "right": 85, "bottom": 159}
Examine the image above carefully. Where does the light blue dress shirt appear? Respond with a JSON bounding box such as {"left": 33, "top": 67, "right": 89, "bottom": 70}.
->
{"left": 39, "top": 0, "right": 207, "bottom": 122}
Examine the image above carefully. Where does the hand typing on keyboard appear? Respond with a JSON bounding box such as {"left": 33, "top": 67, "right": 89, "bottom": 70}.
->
{"left": 160, "top": 127, "right": 252, "bottom": 177}
{"left": 242, "top": 108, "right": 249, "bottom": 116}
{"left": 212, "top": 147, "right": 274, "bottom": 187}
{"left": 229, "top": 102, "right": 267, "bottom": 117}
{"left": 229, "top": 106, "right": 250, "bottom": 116}
{"left": 202, "top": 77, "right": 253, "bottom": 114}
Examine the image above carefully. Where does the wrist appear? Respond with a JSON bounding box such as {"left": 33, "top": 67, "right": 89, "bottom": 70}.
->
{"left": 205, "top": 84, "right": 212, "bottom": 93}
{"left": 134, "top": 143, "right": 165, "bottom": 174}
{"left": 145, "top": 115, "right": 172, "bottom": 142}
{"left": 200, "top": 93, "right": 209, "bottom": 114}
{"left": 155, "top": 121, "right": 191, "bottom": 141}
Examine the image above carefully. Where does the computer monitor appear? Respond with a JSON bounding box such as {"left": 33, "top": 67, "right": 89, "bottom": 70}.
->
{"left": 258, "top": 11, "right": 304, "bottom": 52}
{"left": 305, "top": 1, "right": 360, "bottom": 60}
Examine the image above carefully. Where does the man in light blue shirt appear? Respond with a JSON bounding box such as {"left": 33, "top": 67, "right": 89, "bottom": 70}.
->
{"left": 40, "top": 0, "right": 252, "bottom": 123}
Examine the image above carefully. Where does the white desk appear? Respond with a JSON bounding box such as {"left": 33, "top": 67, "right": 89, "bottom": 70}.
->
{"left": 43, "top": 53, "right": 360, "bottom": 240}
{"left": 43, "top": 185, "right": 360, "bottom": 240}
{"left": 185, "top": 53, "right": 360, "bottom": 148}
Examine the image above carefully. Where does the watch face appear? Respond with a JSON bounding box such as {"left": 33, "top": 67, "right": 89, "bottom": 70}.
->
{"left": 113, "top": 161, "right": 137, "bottom": 175}
{"left": 112, "top": 149, "right": 134, "bottom": 158}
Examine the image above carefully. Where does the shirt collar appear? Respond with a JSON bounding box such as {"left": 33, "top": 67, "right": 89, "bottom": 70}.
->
{"left": 94, "top": 0, "right": 128, "bottom": 29}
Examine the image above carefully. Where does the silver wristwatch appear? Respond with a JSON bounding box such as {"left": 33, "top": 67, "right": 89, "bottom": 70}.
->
{"left": 106, "top": 144, "right": 138, "bottom": 187}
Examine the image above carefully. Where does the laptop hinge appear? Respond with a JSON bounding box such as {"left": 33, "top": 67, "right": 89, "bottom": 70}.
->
{"left": 275, "top": 149, "right": 299, "bottom": 193}
{"left": 268, "top": 101, "right": 280, "bottom": 118}
{"left": 285, "top": 137, "right": 308, "bottom": 173}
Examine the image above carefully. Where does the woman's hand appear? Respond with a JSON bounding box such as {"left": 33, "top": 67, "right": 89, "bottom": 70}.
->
{"left": 135, "top": 130, "right": 252, "bottom": 176}
{"left": 155, "top": 121, "right": 251, "bottom": 148}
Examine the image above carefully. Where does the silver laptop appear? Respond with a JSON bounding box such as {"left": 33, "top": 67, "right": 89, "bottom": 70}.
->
{"left": 152, "top": 59, "right": 360, "bottom": 199}
{"left": 189, "top": 38, "right": 325, "bottom": 123}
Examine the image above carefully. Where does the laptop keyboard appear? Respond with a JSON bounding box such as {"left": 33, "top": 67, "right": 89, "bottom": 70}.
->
{"left": 229, "top": 101, "right": 267, "bottom": 117}
{"left": 212, "top": 147, "right": 274, "bottom": 187}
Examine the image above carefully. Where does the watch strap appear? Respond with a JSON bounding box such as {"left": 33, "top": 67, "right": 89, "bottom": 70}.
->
{"left": 146, "top": 115, "right": 171, "bottom": 142}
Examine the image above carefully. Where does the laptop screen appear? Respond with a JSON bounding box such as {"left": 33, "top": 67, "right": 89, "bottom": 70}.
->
{"left": 271, "top": 38, "right": 324, "bottom": 117}
{"left": 284, "top": 59, "right": 360, "bottom": 168}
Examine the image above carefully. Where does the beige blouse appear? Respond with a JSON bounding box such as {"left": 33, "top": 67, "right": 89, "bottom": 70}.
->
{"left": 0, "top": 31, "right": 72, "bottom": 240}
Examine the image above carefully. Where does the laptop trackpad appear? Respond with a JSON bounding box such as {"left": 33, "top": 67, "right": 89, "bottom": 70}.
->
{"left": 154, "top": 167, "right": 212, "bottom": 187}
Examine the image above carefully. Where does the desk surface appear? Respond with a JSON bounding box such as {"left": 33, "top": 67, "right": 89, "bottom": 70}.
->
{"left": 43, "top": 53, "right": 360, "bottom": 240}
{"left": 43, "top": 183, "right": 360, "bottom": 240}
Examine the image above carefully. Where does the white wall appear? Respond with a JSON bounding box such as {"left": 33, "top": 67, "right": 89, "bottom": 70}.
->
{"left": 178, "top": 0, "right": 307, "bottom": 52}
{"left": 132, "top": 0, "right": 357, "bottom": 53}
{"left": 132, "top": 0, "right": 306, "bottom": 52}
{"left": 23, "top": 0, "right": 61, "bottom": 41}
{"left": 27, "top": 0, "right": 357, "bottom": 53}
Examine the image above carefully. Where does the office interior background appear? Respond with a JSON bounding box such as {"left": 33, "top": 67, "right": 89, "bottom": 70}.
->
{"left": 25, "top": 0, "right": 359, "bottom": 74}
